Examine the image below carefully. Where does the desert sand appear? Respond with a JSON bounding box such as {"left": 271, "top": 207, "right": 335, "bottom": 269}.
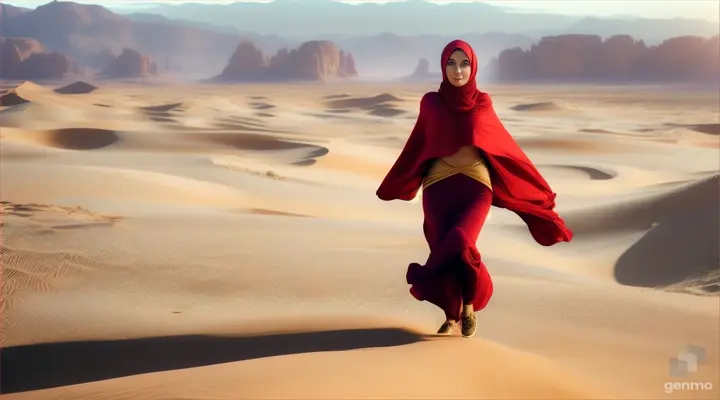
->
{"left": 0, "top": 79, "right": 718, "bottom": 400}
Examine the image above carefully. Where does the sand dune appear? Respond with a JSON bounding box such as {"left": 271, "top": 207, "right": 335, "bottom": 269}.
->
{"left": 510, "top": 101, "right": 572, "bottom": 113}
{"left": 0, "top": 81, "right": 62, "bottom": 106}
{"left": 1, "top": 81, "right": 56, "bottom": 103}
{"left": 0, "top": 91, "right": 29, "bottom": 107}
{"left": 515, "top": 136, "right": 637, "bottom": 153}
{"left": 539, "top": 164, "right": 617, "bottom": 180}
{"left": 1, "top": 326, "right": 425, "bottom": 393}
{"left": 138, "top": 102, "right": 184, "bottom": 113}
{"left": 1, "top": 81, "right": 718, "bottom": 400}
{"left": 53, "top": 81, "right": 98, "bottom": 95}
{"left": 579, "top": 125, "right": 720, "bottom": 149}
{"left": 613, "top": 176, "right": 719, "bottom": 291}
{"left": 580, "top": 128, "right": 615, "bottom": 134}
{"left": 325, "top": 93, "right": 401, "bottom": 108}
{"left": 565, "top": 175, "right": 718, "bottom": 233}
{"left": 692, "top": 124, "right": 720, "bottom": 135}
{"left": 324, "top": 93, "right": 406, "bottom": 117}
{"left": 663, "top": 270, "right": 720, "bottom": 296}
{"left": 248, "top": 101, "right": 276, "bottom": 110}
{"left": 561, "top": 174, "right": 719, "bottom": 293}
{"left": 15, "top": 128, "right": 121, "bottom": 150}
{"left": 323, "top": 93, "right": 351, "bottom": 100}
{"left": 213, "top": 117, "right": 284, "bottom": 133}
{"left": 1, "top": 319, "right": 608, "bottom": 400}
{"left": 187, "top": 132, "right": 319, "bottom": 152}
{"left": 663, "top": 122, "right": 720, "bottom": 136}
{"left": 1, "top": 200, "right": 123, "bottom": 313}
{"left": 0, "top": 137, "right": 66, "bottom": 160}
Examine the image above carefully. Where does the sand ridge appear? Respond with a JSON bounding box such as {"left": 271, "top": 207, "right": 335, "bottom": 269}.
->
{"left": 0, "top": 80, "right": 718, "bottom": 400}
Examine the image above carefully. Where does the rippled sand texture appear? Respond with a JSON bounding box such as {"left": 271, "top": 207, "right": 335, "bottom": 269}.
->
{"left": 1, "top": 80, "right": 718, "bottom": 400}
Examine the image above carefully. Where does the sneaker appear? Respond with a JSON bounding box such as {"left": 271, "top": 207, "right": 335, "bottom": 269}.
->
{"left": 461, "top": 313, "right": 477, "bottom": 338}
{"left": 437, "top": 320, "right": 456, "bottom": 335}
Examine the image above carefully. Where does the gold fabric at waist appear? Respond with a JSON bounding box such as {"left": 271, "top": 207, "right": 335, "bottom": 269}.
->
{"left": 423, "top": 157, "right": 492, "bottom": 190}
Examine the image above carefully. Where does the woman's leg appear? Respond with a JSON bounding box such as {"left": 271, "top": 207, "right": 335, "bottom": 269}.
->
{"left": 453, "top": 184, "right": 493, "bottom": 307}
{"left": 408, "top": 174, "right": 494, "bottom": 331}
{"left": 451, "top": 185, "right": 493, "bottom": 337}
{"left": 420, "top": 191, "right": 458, "bottom": 328}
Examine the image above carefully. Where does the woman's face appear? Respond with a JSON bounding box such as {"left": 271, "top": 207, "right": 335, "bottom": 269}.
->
{"left": 445, "top": 49, "right": 471, "bottom": 87}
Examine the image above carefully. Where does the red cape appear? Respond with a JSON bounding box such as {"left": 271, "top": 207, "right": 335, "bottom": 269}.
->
{"left": 376, "top": 91, "right": 573, "bottom": 246}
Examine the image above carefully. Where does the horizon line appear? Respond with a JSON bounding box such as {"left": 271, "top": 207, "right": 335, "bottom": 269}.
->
{"left": 6, "top": 0, "right": 719, "bottom": 23}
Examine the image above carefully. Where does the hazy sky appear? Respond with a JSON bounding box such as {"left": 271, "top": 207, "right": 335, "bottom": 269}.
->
{"left": 9, "top": 0, "right": 720, "bottom": 22}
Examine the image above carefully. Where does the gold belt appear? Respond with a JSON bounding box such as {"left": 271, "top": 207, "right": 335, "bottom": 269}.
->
{"left": 423, "top": 158, "right": 492, "bottom": 190}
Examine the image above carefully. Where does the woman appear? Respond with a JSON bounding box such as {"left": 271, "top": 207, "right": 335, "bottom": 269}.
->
{"left": 376, "top": 40, "right": 573, "bottom": 338}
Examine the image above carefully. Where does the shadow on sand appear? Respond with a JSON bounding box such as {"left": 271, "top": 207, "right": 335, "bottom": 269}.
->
{"left": 613, "top": 175, "right": 719, "bottom": 291}
{"left": 0, "top": 327, "right": 425, "bottom": 394}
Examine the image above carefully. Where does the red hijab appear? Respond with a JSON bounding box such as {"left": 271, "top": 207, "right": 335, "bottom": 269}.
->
{"left": 376, "top": 39, "right": 573, "bottom": 246}
{"left": 438, "top": 39, "right": 482, "bottom": 112}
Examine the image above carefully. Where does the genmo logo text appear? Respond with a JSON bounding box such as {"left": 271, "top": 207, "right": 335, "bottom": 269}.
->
{"left": 664, "top": 381, "right": 713, "bottom": 394}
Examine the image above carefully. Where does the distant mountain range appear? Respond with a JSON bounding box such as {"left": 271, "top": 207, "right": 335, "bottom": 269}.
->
{"left": 109, "top": 0, "right": 718, "bottom": 42}
{"left": 1, "top": 1, "right": 717, "bottom": 79}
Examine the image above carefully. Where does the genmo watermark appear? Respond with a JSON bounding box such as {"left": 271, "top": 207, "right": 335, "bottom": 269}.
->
{"left": 663, "top": 344, "right": 715, "bottom": 394}
{"left": 663, "top": 381, "right": 713, "bottom": 394}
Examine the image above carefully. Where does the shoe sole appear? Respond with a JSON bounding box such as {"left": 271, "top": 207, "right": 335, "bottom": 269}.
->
{"left": 437, "top": 327, "right": 454, "bottom": 335}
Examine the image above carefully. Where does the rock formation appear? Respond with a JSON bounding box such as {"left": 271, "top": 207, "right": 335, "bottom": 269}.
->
{"left": 490, "top": 34, "right": 719, "bottom": 83}
{"left": 0, "top": 36, "right": 70, "bottom": 80}
{"left": 337, "top": 50, "right": 358, "bottom": 78}
{"left": 0, "top": 1, "right": 243, "bottom": 75}
{"left": 0, "top": 36, "right": 43, "bottom": 58}
{"left": 101, "top": 48, "right": 158, "bottom": 78}
{"left": 401, "top": 57, "right": 441, "bottom": 81}
{"left": 0, "top": 3, "right": 31, "bottom": 19}
{"left": 217, "top": 40, "right": 358, "bottom": 81}
{"left": 635, "top": 35, "right": 719, "bottom": 81}
{"left": 414, "top": 58, "right": 430, "bottom": 76}
{"left": 220, "top": 41, "right": 267, "bottom": 80}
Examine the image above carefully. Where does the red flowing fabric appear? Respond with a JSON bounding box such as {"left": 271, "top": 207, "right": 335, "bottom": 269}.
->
{"left": 376, "top": 39, "right": 573, "bottom": 246}
{"left": 409, "top": 174, "right": 495, "bottom": 321}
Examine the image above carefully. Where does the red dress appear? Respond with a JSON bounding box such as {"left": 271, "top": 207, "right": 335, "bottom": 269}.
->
{"left": 376, "top": 40, "right": 573, "bottom": 320}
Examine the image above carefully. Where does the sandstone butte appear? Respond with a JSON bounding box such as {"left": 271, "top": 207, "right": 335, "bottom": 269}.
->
{"left": 101, "top": 48, "right": 159, "bottom": 79}
{"left": 217, "top": 40, "right": 358, "bottom": 81}
{"left": 490, "top": 34, "right": 720, "bottom": 82}
{"left": 0, "top": 36, "right": 71, "bottom": 80}
{"left": 401, "top": 57, "right": 442, "bottom": 82}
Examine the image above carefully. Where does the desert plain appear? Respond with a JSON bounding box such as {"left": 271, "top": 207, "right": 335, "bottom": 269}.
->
{"left": 0, "top": 79, "right": 718, "bottom": 399}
